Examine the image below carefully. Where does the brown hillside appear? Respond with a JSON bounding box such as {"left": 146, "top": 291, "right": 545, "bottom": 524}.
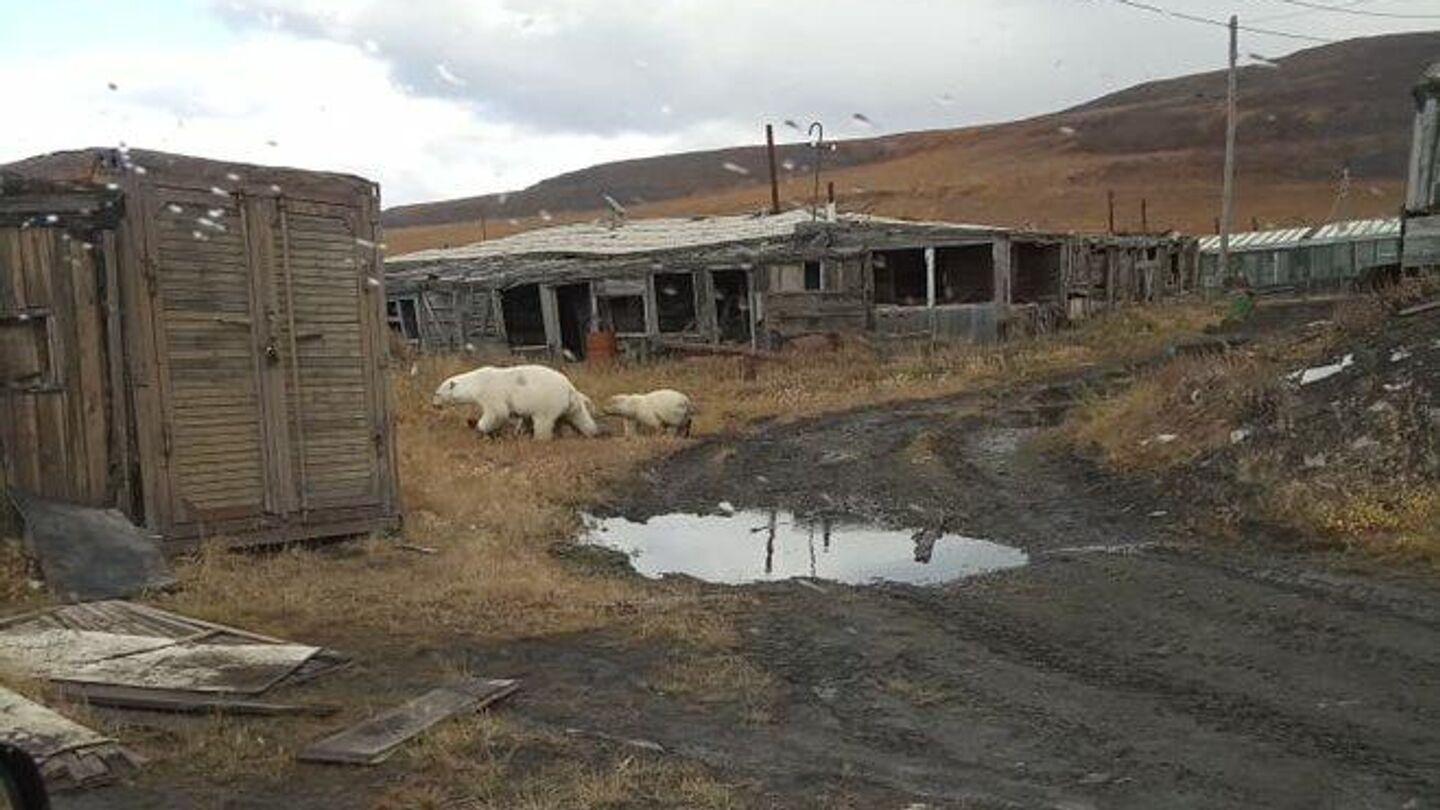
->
{"left": 385, "top": 32, "right": 1439, "bottom": 256}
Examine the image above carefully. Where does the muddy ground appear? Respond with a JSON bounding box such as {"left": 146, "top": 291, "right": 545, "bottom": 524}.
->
{"left": 60, "top": 301, "right": 1440, "bottom": 809}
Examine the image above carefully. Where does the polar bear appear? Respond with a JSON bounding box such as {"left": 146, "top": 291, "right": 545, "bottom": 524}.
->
{"left": 433, "top": 364, "right": 599, "bottom": 441}
{"left": 602, "top": 389, "right": 695, "bottom": 437}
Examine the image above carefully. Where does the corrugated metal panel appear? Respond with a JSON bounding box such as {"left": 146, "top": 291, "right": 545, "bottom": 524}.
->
{"left": 1198, "top": 218, "right": 1401, "bottom": 255}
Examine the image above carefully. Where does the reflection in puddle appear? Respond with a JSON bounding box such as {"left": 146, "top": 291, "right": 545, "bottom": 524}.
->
{"left": 583, "top": 510, "right": 1028, "bottom": 586}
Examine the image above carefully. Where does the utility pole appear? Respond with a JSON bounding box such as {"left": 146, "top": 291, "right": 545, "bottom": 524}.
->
{"left": 1219, "top": 14, "right": 1239, "bottom": 279}
{"left": 1141, "top": 198, "right": 1149, "bottom": 233}
{"left": 479, "top": 209, "right": 488, "bottom": 242}
{"left": 765, "top": 124, "right": 781, "bottom": 215}
{"left": 1107, "top": 190, "right": 1116, "bottom": 234}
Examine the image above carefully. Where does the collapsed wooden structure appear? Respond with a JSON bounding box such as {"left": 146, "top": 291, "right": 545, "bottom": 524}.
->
{"left": 385, "top": 210, "right": 1197, "bottom": 356}
{"left": 0, "top": 148, "right": 400, "bottom": 547}
{"left": 1405, "top": 61, "right": 1440, "bottom": 271}
{"left": 1196, "top": 218, "right": 1402, "bottom": 291}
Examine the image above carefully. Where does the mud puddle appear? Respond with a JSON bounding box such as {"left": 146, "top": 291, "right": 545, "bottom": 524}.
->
{"left": 583, "top": 509, "right": 1027, "bottom": 585}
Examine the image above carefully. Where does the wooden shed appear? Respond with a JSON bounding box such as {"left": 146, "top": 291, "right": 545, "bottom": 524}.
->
{"left": 0, "top": 148, "right": 400, "bottom": 547}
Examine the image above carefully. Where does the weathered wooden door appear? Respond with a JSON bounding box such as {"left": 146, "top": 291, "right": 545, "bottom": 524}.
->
{"left": 268, "top": 198, "right": 385, "bottom": 514}
{"left": 148, "top": 190, "right": 383, "bottom": 532}
{"left": 147, "top": 189, "right": 275, "bottom": 526}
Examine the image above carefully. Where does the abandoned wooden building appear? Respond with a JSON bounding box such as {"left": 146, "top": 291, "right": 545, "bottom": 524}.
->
{"left": 385, "top": 210, "right": 1196, "bottom": 356}
{"left": 0, "top": 148, "right": 400, "bottom": 547}
{"left": 1195, "top": 218, "right": 1402, "bottom": 291}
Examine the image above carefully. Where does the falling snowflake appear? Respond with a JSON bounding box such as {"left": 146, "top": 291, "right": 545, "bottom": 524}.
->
{"left": 781, "top": 159, "right": 796, "bottom": 171}
{"left": 539, "top": 209, "right": 554, "bottom": 222}
{"left": 207, "top": 208, "right": 224, "bottom": 218}
{"left": 269, "top": 184, "right": 282, "bottom": 193}
{"left": 435, "top": 63, "right": 466, "bottom": 87}
{"left": 1058, "top": 126, "right": 1077, "bottom": 136}
{"left": 44, "top": 214, "right": 59, "bottom": 224}
{"left": 721, "top": 162, "right": 750, "bottom": 176}
{"left": 365, "top": 276, "right": 381, "bottom": 288}
{"left": 131, "top": 165, "right": 147, "bottom": 175}
{"left": 192, "top": 230, "right": 209, "bottom": 241}
{"left": 225, "top": 172, "right": 241, "bottom": 182}
{"left": 211, "top": 186, "right": 229, "bottom": 197}
{"left": 167, "top": 204, "right": 184, "bottom": 214}
{"left": 105, "top": 183, "right": 120, "bottom": 191}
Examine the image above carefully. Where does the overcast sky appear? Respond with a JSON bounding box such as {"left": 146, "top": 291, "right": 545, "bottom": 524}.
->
{"left": 1, "top": 0, "right": 1435, "bottom": 205}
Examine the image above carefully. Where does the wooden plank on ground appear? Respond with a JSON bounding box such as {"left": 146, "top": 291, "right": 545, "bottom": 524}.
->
{"left": 55, "top": 683, "right": 338, "bottom": 717}
{"left": 1397, "top": 299, "right": 1440, "bottom": 318}
{"left": 298, "top": 678, "right": 519, "bottom": 765}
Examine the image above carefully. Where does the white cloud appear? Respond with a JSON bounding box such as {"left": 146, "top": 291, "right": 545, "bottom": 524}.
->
{"left": 4, "top": 1, "right": 1435, "bottom": 205}
{"left": 0, "top": 25, "right": 721, "bottom": 204}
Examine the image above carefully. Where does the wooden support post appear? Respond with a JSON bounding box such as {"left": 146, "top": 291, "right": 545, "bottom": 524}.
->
{"left": 1141, "top": 198, "right": 1149, "bottom": 233}
{"left": 924, "top": 248, "right": 936, "bottom": 308}
{"left": 1219, "top": 14, "right": 1239, "bottom": 279}
{"left": 765, "top": 124, "right": 781, "bottom": 215}
{"left": 1107, "top": 190, "right": 1116, "bottom": 234}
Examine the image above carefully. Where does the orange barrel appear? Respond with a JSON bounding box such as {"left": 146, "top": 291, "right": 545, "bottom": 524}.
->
{"left": 586, "top": 329, "right": 618, "bottom": 364}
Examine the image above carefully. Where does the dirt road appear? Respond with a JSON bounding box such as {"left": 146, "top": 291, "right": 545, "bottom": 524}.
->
{"left": 57, "top": 308, "right": 1440, "bottom": 809}
{"left": 575, "top": 372, "right": 1440, "bottom": 809}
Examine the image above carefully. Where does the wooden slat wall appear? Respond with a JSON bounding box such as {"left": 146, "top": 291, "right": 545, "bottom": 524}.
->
{"left": 277, "top": 204, "right": 380, "bottom": 509}
{"left": 150, "top": 194, "right": 268, "bottom": 517}
{"left": 0, "top": 227, "right": 110, "bottom": 506}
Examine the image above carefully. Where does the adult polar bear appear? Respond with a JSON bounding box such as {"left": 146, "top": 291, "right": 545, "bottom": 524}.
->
{"left": 432, "top": 365, "right": 598, "bottom": 441}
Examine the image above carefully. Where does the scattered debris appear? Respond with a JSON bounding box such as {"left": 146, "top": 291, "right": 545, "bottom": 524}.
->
{"left": 1391, "top": 348, "right": 1412, "bottom": 363}
{"left": 1397, "top": 300, "right": 1440, "bottom": 318}
{"left": 53, "top": 683, "right": 338, "bottom": 717}
{"left": 1289, "top": 353, "right": 1355, "bottom": 386}
{"left": 1229, "top": 428, "right": 1251, "bottom": 445}
{"left": 398, "top": 543, "right": 439, "bottom": 555}
{"left": 0, "top": 685, "right": 143, "bottom": 791}
{"left": 0, "top": 601, "right": 346, "bottom": 695}
{"left": 300, "top": 678, "right": 518, "bottom": 765}
{"left": 563, "top": 727, "right": 665, "bottom": 753}
{"left": 9, "top": 492, "right": 175, "bottom": 602}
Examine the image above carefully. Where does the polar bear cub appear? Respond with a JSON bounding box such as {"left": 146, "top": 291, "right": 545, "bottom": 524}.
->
{"left": 433, "top": 364, "right": 599, "bottom": 441}
{"left": 603, "top": 389, "right": 695, "bottom": 437}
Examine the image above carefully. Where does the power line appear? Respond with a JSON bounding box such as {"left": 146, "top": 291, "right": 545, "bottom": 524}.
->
{"left": 1110, "top": 0, "right": 1337, "bottom": 42}
{"left": 1250, "top": 0, "right": 1373, "bottom": 23}
{"left": 1269, "top": 0, "right": 1440, "bottom": 19}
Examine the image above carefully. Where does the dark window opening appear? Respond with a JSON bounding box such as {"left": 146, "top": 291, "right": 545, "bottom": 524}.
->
{"left": 934, "top": 244, "right": 994, "bottom": 304}
{"left": 501, "top": 284, "right": 546, "bottom": 346}
{"left": 598, "top": 295, "right": 646, "bottom": 334}
{"left": 1, "top": 313, "right": 54, "bottom": 390}
{"left": 386, "top": 298, "right": 420, "bottom": 340}
{"left": 711, "top": 269, "right": 751, "bottom": 343}
{"left": 872, "top": 249, "right": 926, "bottom": 305}
{"left": 556, "top": 283, "right": 592, "bottom": 358}
{"left": 1012, "top": 242, "right": 1062, "bottom": 304}
{"left": 803, "top": 261, "right": 822, "bottom": 291}
{"left": 655, "top": 272, "right": 697, "bottom": 333}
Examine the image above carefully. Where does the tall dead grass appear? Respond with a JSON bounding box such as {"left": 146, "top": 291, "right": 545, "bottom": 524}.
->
{"left": 162, "top": 302, "right": 1217, "bottom": 649}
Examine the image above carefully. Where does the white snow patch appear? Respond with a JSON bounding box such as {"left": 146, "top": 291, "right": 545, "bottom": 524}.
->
{"left": 1288, "top": 354, "right": 1354, "bottom": 386}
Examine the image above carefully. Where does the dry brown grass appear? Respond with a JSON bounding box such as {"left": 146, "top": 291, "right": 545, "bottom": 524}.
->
{"left": 1272, "top": 482, "right": 1440, "bottom": 569}
{"left": 161, "top": 301, "right": 1219, "bottom": 651}
{"left": 0, "top": 537, "right": 48, "bottom": 614}
{"left": 0, "top": 302, "right": 1219, "bottom": 807}
{"left": 374, "top": 712, "right": 743, "bottom": 810}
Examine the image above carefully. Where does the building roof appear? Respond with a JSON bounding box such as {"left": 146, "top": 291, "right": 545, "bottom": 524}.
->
{"left": 1197, "top": 217, "right": 1400, "bottom": 254}
{"left": 386, "top": 210, "right": 1008, "bottom": 265}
